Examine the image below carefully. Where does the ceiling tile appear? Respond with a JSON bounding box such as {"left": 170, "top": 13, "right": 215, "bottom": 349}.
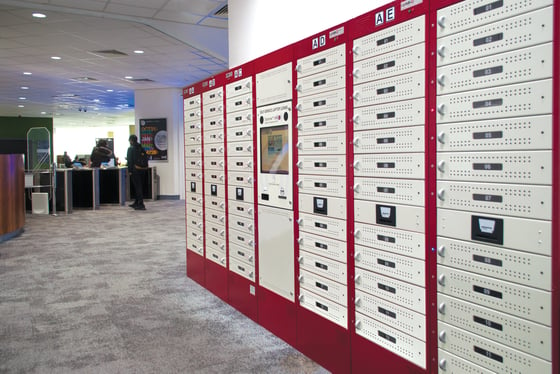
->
{"left": 104, "top": 3, "right": 158, "bottom": 18}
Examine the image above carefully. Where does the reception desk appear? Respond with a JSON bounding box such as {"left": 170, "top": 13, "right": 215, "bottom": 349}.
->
{"left": 72, "top": 168, "right": 100, "bottom": 209}
{"left": 99, "top": 167, "right": 127, "bottom": 205}
{"left": 0, "top": 154, "right": 25, "bottom": 242}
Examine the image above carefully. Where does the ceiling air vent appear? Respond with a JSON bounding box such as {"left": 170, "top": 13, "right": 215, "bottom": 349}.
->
{"left": 128, "top": 78, "right": 155, "bottom": 83}
{"left": 71, "top": 77, "right": 98, "bottom": 82}
{"left": 214, "top": 4, "right": 228, "bottom": 17}
{"left": 91, "top": 49, "right": 128, "bottom": 57}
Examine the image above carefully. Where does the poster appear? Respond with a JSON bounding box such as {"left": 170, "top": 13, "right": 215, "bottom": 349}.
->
{"left": 139, "top": 118, "right": 167, "bottom": 161}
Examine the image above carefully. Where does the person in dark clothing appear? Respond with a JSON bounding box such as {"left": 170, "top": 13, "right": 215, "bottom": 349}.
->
{"left": 127, "top": 134, "right": 146, "bottom": 210}
{"left": 62, "top": 151, "right": 73, "bottom": 168}
{"left": 90, "top": 139, "right": 116, "bottom": 167}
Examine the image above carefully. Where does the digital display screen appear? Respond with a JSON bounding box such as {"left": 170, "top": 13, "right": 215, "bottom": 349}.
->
{"left": 260, "top": 125, "right": 289, "bottom": 174}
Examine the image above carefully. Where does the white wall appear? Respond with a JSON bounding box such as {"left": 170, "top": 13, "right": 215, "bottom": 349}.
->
{"left": 53, "top": 125, "right": 131, "bottom": 164}
{"left": 228, "top": 0, "right": 389, "bottom": 67}
{"left": 135, "top": 88, "right": 184, "bottom": 199}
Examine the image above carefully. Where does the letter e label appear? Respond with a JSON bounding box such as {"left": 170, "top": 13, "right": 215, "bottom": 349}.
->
{"left": 386, "top": 7, "right": 395, "bottom": 22}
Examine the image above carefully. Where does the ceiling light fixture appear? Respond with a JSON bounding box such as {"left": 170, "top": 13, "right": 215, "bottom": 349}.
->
{"left": 32, "top": 12, "right": 46, "bottom": 18}
{"left": 124, "top": 76, "right": 133, "bottom": 79}
{"left": 106, "top": 89, "right": 114, "bottom": 92}
{"left": 19, "top": 97, "right": 26, "bottom": 100}
{"left": 51, "top": 56, "right": 61, "bottom": 60}
{"left": 23, "top": 72, "right": 32, "bottom": 75}
{"left": 41, "top": 112, "right": 46, "bottom": 115}
{"left": 20, "top": 86, "right": 29, "bottom": 90}
{"left": 18, "top": 105, "right": 24, "bottom": 108}
{"left": 134, "top": 50, "right": 144, "bottom": 54}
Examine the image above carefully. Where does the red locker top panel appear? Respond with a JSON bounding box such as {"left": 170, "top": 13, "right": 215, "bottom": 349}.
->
{"left": 350, "top": 0, "right": 428, "bottom": 39}
{"left": 200, "top": 71, "right": 227, "bottom": 93}
{"left": 253, "top": 44, "right": 293, "bottom": 74}
{"left": 293, "top": 20, "right": 349, "bottom": 59}
{"left": 183, "top": 81, "right": 204, "bottom": 99}
{"left": 224, "top": 61, "right": 254, "bottom": 85}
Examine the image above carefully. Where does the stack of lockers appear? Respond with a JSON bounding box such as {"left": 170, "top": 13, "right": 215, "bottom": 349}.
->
{"left": 351, "top": 15, "right": 428, "bottom": 369}
{"left": 202, "top": 87, "right": 227, "bottom": 267}
{"left": 184, "top": 94, "right": 204, "bottom": 256}
{"left": 226, "top": 77, "right": 256, "bottom": 281}
{"left": 434, "top": 0, "right": 554, "bottom": 372}
{"left": 295, "top": 44, "right": 348, "bottom": 328}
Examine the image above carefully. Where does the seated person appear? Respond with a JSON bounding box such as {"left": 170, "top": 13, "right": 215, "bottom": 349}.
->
{"left": 89, "top": 140, "right": 116, "bottom": 167}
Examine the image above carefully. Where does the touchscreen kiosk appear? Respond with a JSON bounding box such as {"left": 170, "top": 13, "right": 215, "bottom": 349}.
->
{"left": 257, "top": 102, "right": 293, "bottom": 210}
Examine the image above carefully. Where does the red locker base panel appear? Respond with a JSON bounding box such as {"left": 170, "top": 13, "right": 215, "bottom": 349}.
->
{"left": 258, "top": 286, "right": 297, "bottom": 347}
{"left": 352, "top": 334, "right": 425, "bottom": 374}
{"left": 297, "top": 308, "right": 350, "bottom": 374}
{"left": 228, "top": 272, "right": 258, "bottom": 322}
{"left": 186, "top": 249, "right": 205, "bottom": 286}
{"left": 204, "top": 260, "right": 229, "bottom": 302}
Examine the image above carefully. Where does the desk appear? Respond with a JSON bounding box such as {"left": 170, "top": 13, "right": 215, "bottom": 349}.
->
{"left": 99, "top": 167, "right": 126, "bottom": 205}
{"left": 72, "top": 168, "right": 100, "bottom": 209}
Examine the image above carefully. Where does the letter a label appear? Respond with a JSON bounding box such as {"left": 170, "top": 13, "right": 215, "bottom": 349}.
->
{"left": 375, "top": 11, "right": 384, "bottom": 25}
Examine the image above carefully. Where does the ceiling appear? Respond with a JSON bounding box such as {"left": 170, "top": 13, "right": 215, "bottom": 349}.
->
{"left": 0, "top": 0, "right": 228, "bottom": 126}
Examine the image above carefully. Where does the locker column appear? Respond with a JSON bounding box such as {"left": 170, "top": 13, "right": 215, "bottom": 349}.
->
{"left": 183, "top": 87, "right": 205, "bottom": 285}
{"left": 351, "top": 14, "right": 428, "bottom": 370}
{"left": 295, "top": 42, "right": 348, "bottom": 331}
{"left": 226, "top": 76, "right": 256, "bottom": 284}
{"left": 202, "top": 83, "right": 229, "bottom": 300}
{"left": 434, "top": 0, "right": 555, "bottom": 372}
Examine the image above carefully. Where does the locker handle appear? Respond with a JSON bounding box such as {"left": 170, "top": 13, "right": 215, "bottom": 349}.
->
{"left": 296, "top": 104, "right": 303, "bottom": 112}
{"left": 437, "top": 103, "right": 447, "bottom": 115}
{"left": 296, "top": 161, "right": 303, "bottom": 169}
{"left": 220, "top": 230, "right": 225, "bottom": 237}
{"left": 438, "top": 303, "right": 446, "bottom": 314}
{"left": 352, "top": 45, "right": 360, "bottom": 55}
{"left": 298, "top": 275, "right": 304, "bottom": 283}
{"left": 246, "top": 98, "right": 251, "bottom": 105}
{"left": 354, "top": 229, "right": 362, "bottom": 239}
{"left": 246, "top": 81, "right": 251, "bottom": 89}
{"left": 353, "top": 183, "right": 361, "bottom": 193}
{"left": 437, "top": 245, "right": 445, "bottom": 257}
{"left": 296, "top": 141, "right": 303, "bottom": 150}
{"left": 246, "top": 114, "right": 252, "bottom": 121}
{"left": 437, "top": 131, "right": 445, "bottom": 144}
{"left": 438, "top": 330, "right": 446, "bottom": 343}
{"left": 247, "top": 161, "right": 253, "bottom": 168}
{"left": 354, "top": 274, "right": 362, "bottom": 284}
{"left": 296, "top": 218, "right": 303, "bottom": 225}
{"left": 353, "top": 137, "right": 361, "bottom": 147}
{"left": 296, "top": 64, "right": 303, "bottom": 73}
{"left": 437, "top": 160, "right": 445, "bottom": 172}
{"left": 354, "top": 252, "right": 361, "bottom": 262}
{"left": 295, "top": 84, "right": 303, "bottom": 92}
{"left": 437, "top": 74, "right": 447, "bottom": 87}
{"left": 355, "top": 320, "right": 362, "bottom": 330}
{"left": 355, "top": 297, "right": 362, "bottom": 307}
{"left": 353, "top": 160, "right": 361, "bottom": 170}
{"left": 296, "top": 122, "right": 303, "bottom": 130}
{"left": 219, "top": 216, "right": 225, "bottom": 223}
{"left": 247, "top": 208, "right": 254, "bottom": 215}
{"left": 246, "top": 145, "right": 252, "bottom": 152}
{"left": 352, "top": 68, "right": 360, "bottom": 79}
{"left": 296, "top": 180, "right": 303, "bottom": 188}
{"left": 220, "top": 257, "right": 226, "bottom": 264}
{"left": 437, "top": 189, "right": 445, "bottom": 201}
{"left": 437, "top": 45, "right": 447, "bottom": 57}
{"left": 353, "top": 92, "right": 360, "bottom": 101}
{"left": 249, "top": 240, "right": 254, "bottom": 247}
{"left": 220, "top": 244, "right": 225, "bottom": 250}
{"left": 297, "top": 237, "right": 303, "bottom": 245}
{"left": 219, "top": 202, "right": 225, "bottom": 209}
{"left": 438, "top": 274, "right": 446, "bottom": 286}
{"left": 298, "top": 256, "right": 304, "bottom": 264}
{"left": 248, "top": 256, "right": 253, "bottom": 262}
{"left": 352, "top": 114, "right": 360, "bottom": 124}
{"left": 437, "top": 15, "right": 446, "bottom": 28}
{"left": 298, "top": 294, "right": 304, "bottom": 302}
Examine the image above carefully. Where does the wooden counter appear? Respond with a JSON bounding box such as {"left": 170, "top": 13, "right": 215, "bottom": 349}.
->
{"left": 0, "top": 154, "right": 25, "bottom": 242}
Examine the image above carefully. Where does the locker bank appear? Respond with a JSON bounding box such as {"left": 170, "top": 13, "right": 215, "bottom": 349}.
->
{"left": 183, "top": 0, "right": 560, "bottom": 373}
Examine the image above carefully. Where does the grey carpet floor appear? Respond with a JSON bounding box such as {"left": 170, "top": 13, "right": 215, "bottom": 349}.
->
{"left": 0, "top": 200, "right": 328, "bottom": 374}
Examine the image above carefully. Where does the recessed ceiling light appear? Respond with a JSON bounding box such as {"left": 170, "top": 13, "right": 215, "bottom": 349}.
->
{"left": 19, "top": 97, "right": 26, "bottom": 100}
{"left": 106, "top": 89, "right": 113, "bottom": 92}
{"left": 32, "top": 12, "right": 46, "bottom": 18}
{"left": 51, "top": 56, "right": 61, "bottom": 60}
{"left": 133, "top": 50, "right": 144, "bottom": 54}
{"left": 21, "top": 86, "right": 29, "bottom": 90}
{"left": 93, "top": 99, "right": 100, "bottom": 103}
{"left": 23, "top": 72, "right": 32, "bottom": 75}
{"left": 18, "top": 105, "right": 25, "bottom": 108}
{"left": 41, "top": 112, "right": 46, "bottom": 115}
{"left": 124, "top": 76, "right": 133, "bottom": 79}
